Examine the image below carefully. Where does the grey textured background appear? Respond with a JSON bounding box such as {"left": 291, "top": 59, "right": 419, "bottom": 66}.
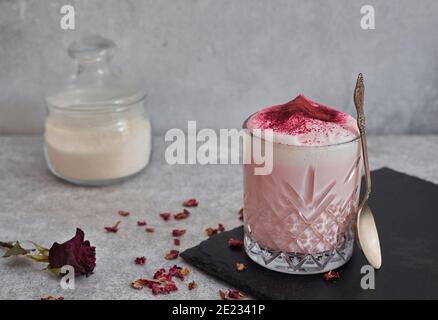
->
{"left": 1, "top": 0, "right": 438, "bottom": 135}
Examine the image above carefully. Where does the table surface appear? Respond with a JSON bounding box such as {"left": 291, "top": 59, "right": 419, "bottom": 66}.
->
{"left": 0, "top": 135, "right": 437, "bottom": 300}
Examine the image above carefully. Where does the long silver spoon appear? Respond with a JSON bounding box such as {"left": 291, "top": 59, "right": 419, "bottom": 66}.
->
{"left": 354, "top": 73, "right": 382, "bottom": 269}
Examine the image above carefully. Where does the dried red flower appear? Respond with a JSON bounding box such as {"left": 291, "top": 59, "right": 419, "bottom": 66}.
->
{"left": 188, "top": 281, "right": 198, "bottom": 290}
{"left": 159, "top": 212, "right": 171, "bottom": 221}
{"left": 219, "top": 289, "right": 244, "bottom": 300}
{"left": 172, "top": 229, "right": 186, "bottom": 237}
{"left": 183, "top": 198, "right": 199, "bottom": 207}
{"left": 174, "top": 239, "right": 180, "bottom": 246}
{"left": 236, "top": 263, "right": 247, "bottom": 271}
{"left": 238, "top": 208, "right": 244, "bottom": 221}
{"left": 134, "top": 256, "right": 146, "bottom": 265}
{"left": 48, "top": 228, "right": 96, "bottom": 277}
{"left": 137, "top": 220, "right": 147, "bottom": 226}
{"left": 41, "top": 296, "right": 64, "bottom": 300}
{"left": 323, "top": 270, "right": 340, "bottom": 281}
{"left": 174, "top": 209, "right": 190, "bottom": 220}
{"left": 228, "top": 238, "right": 243, "bottom": 248}
{"left": 164, "top": 250, "right": 179, "bottom": 260}
{"left": 145, "top": 227, "right": 155, "bottom": 233}
{"left": 218, "top": 224, "right": 225, "bottom": 232}
{"left": 118, "top": 210, "right": 130, "bottom": 217}
{"left": 104, "top": 221, "right": 121, "bottom": 233}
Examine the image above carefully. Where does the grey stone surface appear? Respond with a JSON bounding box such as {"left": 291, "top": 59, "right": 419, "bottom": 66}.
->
{"left": 1, "top": 1, "right": 438, "bottom": 135}
{"left": 0, "top": 134, "right": 437, "bottom": 300}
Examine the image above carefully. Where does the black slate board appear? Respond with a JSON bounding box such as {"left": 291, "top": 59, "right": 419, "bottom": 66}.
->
{"left": 181, "top": 168, "right": 438, "bottom": 299}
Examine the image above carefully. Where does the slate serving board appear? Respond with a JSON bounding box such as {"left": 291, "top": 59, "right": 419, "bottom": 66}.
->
{"left": 181, "top": 168, "right": 438, "bottom": 299}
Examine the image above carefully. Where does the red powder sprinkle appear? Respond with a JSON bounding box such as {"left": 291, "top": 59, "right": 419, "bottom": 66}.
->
{"left": 252, "top": 95, "right": 346, "bottom": 136}
{"left": 188, "top": 281, "right": 198, "bottom": 290}
{"left": 105, "top": 221, "right": 121, "bottom": 233}
{"left": 134, "top": 256, "right": 146, "bottom": 265}
{"left": 160, "top": 212, "right": 171, "bottom": 221}
{"left": 172, "top": 229, "right": 186, "bottom": 237}
{"left": 323, "top": 270, "right": 340, "bottom": 281}
{"left": 118, "top": 210, "right": 130, "bottom": 217}
{"left": 137, "top": 220, "right": 147, "bottom": 226}
{"left": 183, "top": 198, "right": 199, "bottom": 207}
{"left": 174, "top": 239, "right": 180, "bottom": 246}
{"left": 228, "top": 238, "right": 243, "bottom": 249}
{"left": 174, "top": 209, "right": 190, "bottom": 220}
{"left": 145, "top": 227, "right": 155, "bottom": 233}
{"left": 165, "top": 250, "right": 180, "bottom": 260}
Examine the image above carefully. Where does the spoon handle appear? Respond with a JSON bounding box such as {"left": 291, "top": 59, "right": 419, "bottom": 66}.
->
{"left": 354, "top": 73, "right": 371, "bottom": 206}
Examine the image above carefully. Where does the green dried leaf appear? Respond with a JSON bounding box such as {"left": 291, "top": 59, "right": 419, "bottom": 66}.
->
{"left": 3, "top": 241, "right": 29, "bottom": 257}
{"left": 49, "top": 268, "right": 61, "bottom": 276}
{"left": 28, "top": 254, "right": 49, "bottom": 262}
{"left": 28, "top": 241, "right": 50, "bottom": 256}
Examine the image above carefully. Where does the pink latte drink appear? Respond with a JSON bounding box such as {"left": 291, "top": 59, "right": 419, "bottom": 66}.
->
{"left": 243, "top": 95, "right": 362, "bottom": 274}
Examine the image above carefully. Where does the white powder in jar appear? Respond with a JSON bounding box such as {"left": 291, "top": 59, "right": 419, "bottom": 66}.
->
{"left": 45, "top": 104, "right": 151, "bottom": 183}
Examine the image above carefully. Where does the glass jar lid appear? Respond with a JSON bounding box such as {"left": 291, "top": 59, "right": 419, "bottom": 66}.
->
{"left": 46, "top": 35, "right": 145, "bottom": 111}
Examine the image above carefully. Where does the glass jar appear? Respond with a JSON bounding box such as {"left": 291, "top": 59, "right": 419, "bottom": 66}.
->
{"left": 44, "top": 35, "right": 151, "bottom": 186}
{"left": 243, "top": 119, "right": 362, "bottom": 274}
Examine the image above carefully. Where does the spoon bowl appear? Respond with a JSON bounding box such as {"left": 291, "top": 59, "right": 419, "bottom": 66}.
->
{"left": 357, "top": 205, "right": 382, "bottom": 269}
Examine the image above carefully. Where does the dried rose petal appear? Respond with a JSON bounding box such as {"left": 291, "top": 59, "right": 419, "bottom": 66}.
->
{"left": 323, "top": 270, "right": 340, "bottom": 281}
{"left": 174, "top": 239, "right": 180, "bottom": 246}
{"left": 219, "top": 289, "right": 245, "bottom": 300}
{"left": 169, "top": 265, "right": 191, "bottom": 280}
{"left": 137, "top": 220, "right": 147, "bottom": 226}
{"left": 188, "top": 281, "right": 198, "bottom": 290}
{"left": 238, "top": 208, "right": 244, "bottom": 221}
{"left": 134, "top": 256, "right": 146, "bottom": 265}
{"left": 41, "top": 296, "right": 64, "bottom": 300}
{"left": 172, "top": 229, "right": 186, "bottom": 237}
{"left": 159, "top": 212, "right": 171, "bottom": 221}
{"left": 153, "top": 268, "right": 167, "bottom": 280}
{"left": 183, "top": 198, "right": 199, "bottom": 207}
{"left": 104, "top": 221, "right": 121, "bottom": 233}
{"left": 174, "top": 209, "right": 190, "bottom": 220}
{"left": 145, "top": 227, "right": 155, "bottom": 233}
{"left": 206, "top": 227, "right": 217, "bottom": 237}
{"left": 206, "top": 224, "right": 225, "bottom": 237}
{"left": 236, "top": 263, "right": 247, "bottom": 271}
{"left": 165, "top": 250, "right": 179, "bottom": 260}
{"left": 118, "top": 210, "right": 130, "bottom": 217}
{"left": 228, "top": 290, "right": 245, "bottom": 299}
{"left": 228, "top": 238, "right": 243, "bottom": 248}
{"left": 131, "top": 278, "right": 149, "bottom": 289}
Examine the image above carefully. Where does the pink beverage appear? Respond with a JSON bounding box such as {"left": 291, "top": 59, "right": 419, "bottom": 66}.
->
{"left": 243, "top": 95, "right": 362, "bottom": 274}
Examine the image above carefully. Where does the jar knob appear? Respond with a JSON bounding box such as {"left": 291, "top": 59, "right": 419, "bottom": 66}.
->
{"left": 68, "top": 35, "right": 116, "bottom": 63}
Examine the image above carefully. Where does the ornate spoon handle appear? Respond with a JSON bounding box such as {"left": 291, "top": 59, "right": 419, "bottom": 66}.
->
{"left": 354, "top": 73, "right": 371, "bottom": 208}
